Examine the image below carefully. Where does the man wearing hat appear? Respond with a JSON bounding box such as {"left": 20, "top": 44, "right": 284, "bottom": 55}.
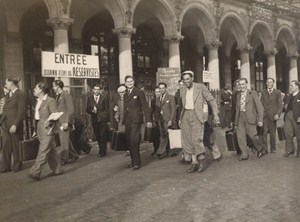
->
{"left": 180, "top": 71, "right": 220, "bottom": 173}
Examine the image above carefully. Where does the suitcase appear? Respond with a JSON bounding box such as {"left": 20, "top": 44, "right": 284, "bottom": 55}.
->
{"left": 144, "top": 127, "right": 153, "bottom": 143}
{"left": 277, "top": 127, "right": 285, "bottom": 141}
{"left": 110, "top": 131, "right": 128, "bottom": 151}
{"left": 225, "top": 130, "right": 240, "bottom": 151}
{"left": 168, "top": 129, "right": 182, "bottom": 149}
{"left": 19, "top": 137, "right": 40, "bottom": 161}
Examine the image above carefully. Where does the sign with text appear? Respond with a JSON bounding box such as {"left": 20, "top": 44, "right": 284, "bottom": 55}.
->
{"left": 203, "top": 70, "right": 214, "bottom": 82}
{"left": 42, "top": 51, "right": 100, "bottom": 78}
{"left": 156, "top": 67, "right": 181, "bottom": 96}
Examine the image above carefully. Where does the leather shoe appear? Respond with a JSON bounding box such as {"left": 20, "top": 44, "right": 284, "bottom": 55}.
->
{"left": 198, "top": 159, "right": 207, "bottom": 173}
{"left": 28, "top": 174, "right": 40, "bottom": 181}
{"left": 97, "top": 154, "right": 106, "bottom": 158}
{"left": 132, "top": 165, "right": 140, "bottom": 170}
{"left": 157, "top": 152, "right": 168, "bottom": 160}
{"left": 85, "top": 145, "right": 92, "bottom": 155}
{"left": 127, "top": 163, "right": 134, "bottom": 168}
{"left": 215, "top": 154, "right": 223, "bottom": 162}
{"left": 257, "top": 150, "right": 267, "bottom": 158}
{"left": 284, "top": 151, "right": 295, "bottom": 157}
{"left": 187, "top": 163, "right": 198, "bottom": 173}
{"left": 151, "top": 151, "right": 157, "bottom": 157}
{"left": 239, "top": 156, "right": 249, "bottom": 161}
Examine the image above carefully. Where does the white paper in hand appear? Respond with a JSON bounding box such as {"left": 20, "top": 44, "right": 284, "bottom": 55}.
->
{"left": 47, "top": 112, "right": 63, "bottom": 121}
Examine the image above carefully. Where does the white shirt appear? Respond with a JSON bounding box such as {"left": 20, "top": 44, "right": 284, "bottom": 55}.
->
{"left": 293, "top": 90, "right": 299, "bottom": 96}
{"left": 35, "top": 95, "right": 47, "bottom": 120}
{"left": 94, "top": 95, "right": 100, "bottom": 103}
{"left": 185, "top": 86, "right": 194, "bottom": 110}
{"left": 9, "top": 88, "right": 18, "bottom": 97}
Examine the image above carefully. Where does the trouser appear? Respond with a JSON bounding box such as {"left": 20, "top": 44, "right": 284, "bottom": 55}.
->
{"left": 152, "top": 125, "right": 160, "bottom": 153}
{"left": 125, "top": 119, "right": 142, "bottom": 166}
{"left": 92, "top": 122, "right": 108, "bottom": 156}
{"left": 203, "top": 122, "right": 222, "bottom": 159}
{"left": 156, "top": 119, "right": 170, "bottom": 155}
{"left": 283, "top": 111, "right": 300, "bottom": 154}
{"left": 262, "top": 116, "right": 277, "bottom": 152}
{"left": 236, "top": 112, "right": 263, "bottom": 158}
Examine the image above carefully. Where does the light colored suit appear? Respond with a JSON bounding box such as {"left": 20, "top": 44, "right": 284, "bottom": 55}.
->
{"left": 180, "top": 83, "right": 218, "bottom": 156}
{"left": 29, "top": 96, "right": 63, "bottom": 178}
{"left": 234, "top": 89, "right": 264, "bottom": 158}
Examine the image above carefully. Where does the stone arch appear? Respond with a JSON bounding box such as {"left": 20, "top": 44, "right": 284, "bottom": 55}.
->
{"left": 179, "top": 0, "right": 215, "bottom": 43}
{"left": 250, "top": 21, "right": 274, "bottom": 52}
{"left": 276, "top": 25, "right": 296, "bottom": 56}
{"left": 131, "top": 0, "right": 176, "bottom": 36}
{"left": 219, "top": 11, "right": 248, "bottom": 49}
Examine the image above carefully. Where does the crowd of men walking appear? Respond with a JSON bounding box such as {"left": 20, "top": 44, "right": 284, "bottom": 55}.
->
{"left": 0, "top": 70, "right": 299, "bottom": 179}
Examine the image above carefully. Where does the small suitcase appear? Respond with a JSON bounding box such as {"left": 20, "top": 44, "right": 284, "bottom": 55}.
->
{"left": 225, "top": 130, "right": 239, "bottom": 151}
{"left": 168, "top": 129, "right": 182, "bottom": 149}
{"left": 144, "top": 127, "right": 153, "bottom": 143}
{"left": 111, "top": 131, "right": 128, "bottom": 151}
{"left": 277, "top": 127, "right": 285, "bottom": 141}
{"left": 19, "top": 137, "right": 40, "bottom": 161}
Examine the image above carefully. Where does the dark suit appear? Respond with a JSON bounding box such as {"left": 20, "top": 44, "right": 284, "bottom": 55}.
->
{"left": 156, "top": 93, "right": 176, "bottom": 155}
{"left": 231, "top": 91, "right": 239, "bottom": 123}
{"left": 174, "top": 89, "right": 182, "bottom": 128}
{"left": 150, "top": 97, "right": 160, "bottom": 153}
{"left": 0, "top": 89, "right": 27, "bottom": 172}
{"left": 283, "top": 92, "right": 300, "bottom": 155}
{"left": 260, "top": 89, "right": 283, "bottom": 152}
{"left": 220, "top": 90, "right": 232, "bottom": 128}
{"left": 234, "top": 90, "right": 264, "bottom": 158}
{"left": 56, "top": 91, "right": 77, "bottom": 161}
{"left": 122, "top": 87, "right": 151, "bottom": 167}
{"left": 86, "top": 93, "right": 109, "bottom": 156}
{"left": 29, "top": 96, "right": 63, "bottom": 178}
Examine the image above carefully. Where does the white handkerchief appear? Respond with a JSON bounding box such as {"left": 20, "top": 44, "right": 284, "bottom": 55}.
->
{"left": 47, "top": 112, "right": 64, "bottom": 121}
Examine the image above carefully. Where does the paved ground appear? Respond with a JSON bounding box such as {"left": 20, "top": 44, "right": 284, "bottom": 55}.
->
{"left": 1, "top": 128, "right": 300, "bottom": 222}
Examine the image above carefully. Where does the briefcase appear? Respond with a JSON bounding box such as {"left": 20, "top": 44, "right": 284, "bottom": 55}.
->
{"left": 144, "top": 127, "right": 153, "bottom": 143}
{"left": 225, "top": 130, "right": 239, "bottom": 151}
{"left": 277, "top": 127, "right": 285, "bottom": 141}
{"left": 168, "top": 129, "right": 182, "bottom": 149}
{"left": 110, "top": 131, "right": 128, "bottom": 151}
{"left": 19, "top": 137, "right": 40, "bottom": 161}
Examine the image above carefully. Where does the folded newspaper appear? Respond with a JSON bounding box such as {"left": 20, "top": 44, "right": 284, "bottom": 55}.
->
{"left": 47, "top": 112, "right": 63, "bottom": 122}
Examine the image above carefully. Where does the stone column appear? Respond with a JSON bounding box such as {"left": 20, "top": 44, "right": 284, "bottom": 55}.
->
{"left": 4, "top": 32, "right": 24, "bottom": 89}
{"left": 207, "top": 41, "right": 221, "bottom": 90}
{"left": 264, "top": 50, "right": 277, "bottom": 87}
{"left": 289, "top": 54, "right": 299, "bottom": 82}
{"left": 195, "top": 52, "right": 204, "bottom": 83}
{"left": 223, "top": 55, "right": 232, "bottom": 86}
{"left": 113, "top": 28, "right": 136, "bottom": 84}
{"left": 164, "top": 35, "right": 183, "bottom": 71}
{"left": 239, "top": 48, "right": 251, "bottom": 87}
{"left": 47, "top": 18, "right": 74, "bottom": 88}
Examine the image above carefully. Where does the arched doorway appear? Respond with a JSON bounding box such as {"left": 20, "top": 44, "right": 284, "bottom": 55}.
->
{"left": 82, "top": 11, "right": 118, "bottom": 91}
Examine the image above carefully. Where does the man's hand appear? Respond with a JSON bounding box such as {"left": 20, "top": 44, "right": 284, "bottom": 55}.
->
{"left": 167, "top": 120, "right": 172, "bottom": 127}
{"left": 146, "top": 122, "right": 152, "bottom": 128}
{"left": 178, "top": 120, "right": 182, "bottom": 128}
{"left": 274, "top": 114, "right": 279, "bottom": 120}
{"left": 113, "top": 106, "right": 118, "bottom": 112}
{"left": 258, "top": 122, "right": 263, "bottom": 127}
{"left": 297, "top": 117, "right": 300, "bottom": 123}
{"left": 213, "top": 115, "right": 220, "bottom": 126}
{"left": 62, "top": 123, "right": 69, "bottom": 131}
{"left": 9, "top": 125, "right": 16, "bottom": 134}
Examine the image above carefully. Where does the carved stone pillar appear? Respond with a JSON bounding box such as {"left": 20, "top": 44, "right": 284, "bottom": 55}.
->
{"left": 238, "top": 47, "right": 251, "bottom": 87}
{"left": 195, "top": 51, "right": 204, "bottom": 83}
{"left": 289, "top": 54, "right": 298, "bottom": 82}
{"left": 207, "top": 41, "right": 221, "bottom": 90}
{"left": 113, "top": 27, "right": 136, "bottom": 83}
{"left": 164, "top": 35, "right": 184, "bottom": 71}
{"left": 264, "top": 50, "right": 277, "bottom": 87}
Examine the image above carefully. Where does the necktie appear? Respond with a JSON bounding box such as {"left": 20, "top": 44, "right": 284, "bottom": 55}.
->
{"left": 268, "top": 89, "right": 272, "bottom": 95}
{"left": 9, "top": 92, "right": 12, "bottom": 97}
{"left": 95, "top": 96, "right": 99, "bottom": 103}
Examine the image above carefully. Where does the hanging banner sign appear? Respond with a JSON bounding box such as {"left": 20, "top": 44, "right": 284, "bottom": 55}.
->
{"left": 203, "top": 70, "right": 214, "bottom": 82}
{"left": 156, "top": 67, "right": 181, "bottom": 96}
{"left": 42, "top": 51, "right": 100, "bottom": 78}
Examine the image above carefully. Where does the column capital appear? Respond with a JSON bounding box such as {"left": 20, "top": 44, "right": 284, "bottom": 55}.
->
{"left": 263, "top": 49, "right": 278, "bottom": 57}
{"left": 206, "top": 40, "right": 222, "bottom": 49}
{"left": 113, "top": 27, "right": 136, "bottom": 38}
{"left": 47, "top": 17, "right": 74, "bottom": 30}
{"left": 163, "top": 35, "right": 184, "bottom": 43}
{"left": 288, "top": 52, "right": 299, "bottom": 60}
{"left": 237, "top": 46, "right": 252, "bottom": 54}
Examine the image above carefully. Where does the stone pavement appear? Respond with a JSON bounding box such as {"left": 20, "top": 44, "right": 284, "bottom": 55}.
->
{"left": 1, "top": 128, "right": 300, "bottom": 222}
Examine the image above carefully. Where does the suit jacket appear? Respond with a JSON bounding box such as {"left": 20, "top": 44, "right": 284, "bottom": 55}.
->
{"left": 156, "top": 93, "right": 176, "bottom": 123}
{"left": 220, "top": 90, "right": 232, "bottom": 111}
{"left": 86, "top": 93, "right": 109, "bottom": 123}
{"left": 175, "top": 89, "right": 182, "bottom": 122}
{"left": 260, "top": 89, "right": 283, "bottom": 120}
{"left": 0, "top": 89, "right": 27, "bottom": 128}
{"left": 56, "top": 91, "right": 74, "bottom": 125}
{"left": 36, "top": 96, "right": 58, "bottom": 138}
{"left": 180, "top": 82, "right": 218, "bottom": 123}
{"left": 150, "top": 97, "right": 159, "bottom": 123}
{"left": 231, "top": 91, "right": 239, "bottom": 122}
{"left": 122, "top": 87, "right": 151, "bottom": 124}
{"left": 234, "top": 90, "right": 264, "bottom": 126}
{"left": 284, "top": 92, "right": 300, "bottom": 122}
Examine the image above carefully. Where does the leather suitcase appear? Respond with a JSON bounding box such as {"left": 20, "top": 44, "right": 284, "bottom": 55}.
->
{"left": 277, "top": 127, "right": 285, "bottom": 141}
{"left": 19, "top": 137, "right": 40, "bottom": 161}
{"left": 225, "top": 130, "right": 239, "bottom": 151}
{"left": 111, "top": 131, "right": 128, "bottom": 151}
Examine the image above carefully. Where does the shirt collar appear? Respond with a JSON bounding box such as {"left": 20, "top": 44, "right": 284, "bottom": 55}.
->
{"left": 11, "top": 88, "right": 18, "bottom": 94}
{"left": 292, "top": 90, "right": 299, "bottom": 96}
{"left": 37, "top": 94, "right": 47, "bottom": 101}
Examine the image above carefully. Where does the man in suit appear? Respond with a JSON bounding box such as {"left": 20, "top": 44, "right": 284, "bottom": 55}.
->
{"left": 155, "top": 82, "right": 176, "bottom": 159}
{"left": 86, "top": 84, "right": 109, "bottom": 158}
{"left": 234, "top": 78, "right": 265, "bottom": 160}
{"left": 53, "top": 80, "right": 78, "bottom": 164}
{"left": 283, "top": 80, "right": 300, "bottom": 157}
{"left": 175, "top": 80, "right": 184, "bottom": 128}
{"left": 0, "top": 77, "right": 27, "bottom": 173}
{"left": 29, "top": 82, "right": 63, "bottom": 180}
{"left": 150, "top": 87, "right": 161, "bottom": 156}
{"left": 122, "top": 75, "right": 152, "bottom": 170}
{"left": 260, "top": 78, "right": 283, "bottom": 153}
{"left": 180, "top": 71, "right": 220, "bottom": 173}
{"left": 220, "top": 85, "right": 232, "bottom": 128}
